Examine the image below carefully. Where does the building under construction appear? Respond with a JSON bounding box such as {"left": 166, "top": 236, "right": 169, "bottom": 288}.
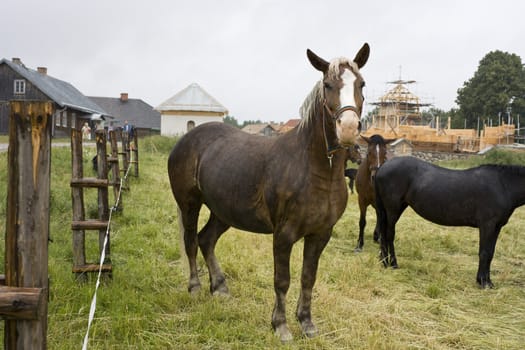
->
{"left": 363, "top": 79, "right": 515, "bottom": 152}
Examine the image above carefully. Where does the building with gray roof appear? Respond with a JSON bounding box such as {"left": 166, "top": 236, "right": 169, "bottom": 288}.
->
{"left": 0, "top": 57, "right": 110, "bottom": 136}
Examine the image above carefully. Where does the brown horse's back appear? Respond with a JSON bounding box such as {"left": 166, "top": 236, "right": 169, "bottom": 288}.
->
{"left": 168, "top": 122, "right": 276, "bottom": 233}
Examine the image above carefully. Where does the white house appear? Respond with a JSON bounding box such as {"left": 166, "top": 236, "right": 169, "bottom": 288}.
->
{"left": 156, "top": 83, "right": 228, "bottom": 136}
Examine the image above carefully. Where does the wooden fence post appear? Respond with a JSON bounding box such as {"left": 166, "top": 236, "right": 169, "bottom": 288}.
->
{"left": 4, "top": 101, "right": 51, "bottom": 349}
{"left": 108, "top": 130, "right": 122, "bottom": 210}
{"left": 131, "top": 132, "right": 139, "bottom": 177}
{"left": 70, "top": 129, "right": 112, "bottom": 277}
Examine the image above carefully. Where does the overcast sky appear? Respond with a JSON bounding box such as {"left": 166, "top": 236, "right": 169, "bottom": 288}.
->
{"left": 3, "top": 0, "right": 524, "bottom": 122}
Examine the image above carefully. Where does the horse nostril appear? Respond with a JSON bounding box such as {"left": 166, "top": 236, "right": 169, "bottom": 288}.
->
{"left": 357, "top": 121, "right": 362, "bottom": 132}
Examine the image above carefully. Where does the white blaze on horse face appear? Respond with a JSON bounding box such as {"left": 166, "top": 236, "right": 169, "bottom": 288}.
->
{"left": 376, "top": 144, "right": 381, "bottom": 169}
{"left": 336, "top": 68, "right": 361, "bottom": 145}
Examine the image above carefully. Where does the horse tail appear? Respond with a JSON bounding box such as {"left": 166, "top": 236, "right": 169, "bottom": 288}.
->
{"left": 177, "top": 204, "right": 189, "bottom": 275}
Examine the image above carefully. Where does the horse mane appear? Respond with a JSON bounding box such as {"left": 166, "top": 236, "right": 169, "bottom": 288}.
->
{"left": 298, "top": 57, "right": 359, "bottom": 130}
{"left": 479, "top": 164, "right": 525, "bottom": 176}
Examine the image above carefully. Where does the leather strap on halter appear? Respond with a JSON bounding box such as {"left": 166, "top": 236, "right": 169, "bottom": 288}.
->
{"left": 324, "top": 103, "right": 360, "bottom": 122}
{"left": 322, "top": 100, "right": 361, "bottom": 167}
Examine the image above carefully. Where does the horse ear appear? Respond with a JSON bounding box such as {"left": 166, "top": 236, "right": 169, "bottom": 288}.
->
{"left": 385, "top": 138, "right": 397, "bottom": 144}
{"left": 360, "top": 135, "right": 371, "bottom": 144}
{"left": 353, "top": 43, "right": 370, "bottom": 69}
{"left": 307, "top": 49, "right": 329, "bottom": 73}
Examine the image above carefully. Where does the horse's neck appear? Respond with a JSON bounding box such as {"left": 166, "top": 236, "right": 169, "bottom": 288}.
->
{"left": 296, "top": 113, "right": 346, "bottom": 174}
{"left": 502, "top": 166, "right": 525, "bottom": 207}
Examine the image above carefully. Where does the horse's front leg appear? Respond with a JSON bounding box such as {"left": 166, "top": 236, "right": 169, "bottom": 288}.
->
{"left": 297, "top": 232, "right": 331, "bottom": 338}
{"left": 476, "top": 225, "right": 502, "bottom": 288}
{"left": 355, "top": 203, "right": 366, "bottom": 252}
{"left": 272, "top": 232, "right": 295, "bottom": 343}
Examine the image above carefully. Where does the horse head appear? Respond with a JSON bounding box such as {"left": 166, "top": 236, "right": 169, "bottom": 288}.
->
{"left": 307, "top": 43, "right": 369, "bottom": 149}
{"left": 361, "top": 134, "right": 396, "bottom": 180}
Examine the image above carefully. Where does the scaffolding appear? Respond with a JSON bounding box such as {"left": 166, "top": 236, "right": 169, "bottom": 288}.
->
{"left": 368, "top": 79, "right": 431, "bottom": 133}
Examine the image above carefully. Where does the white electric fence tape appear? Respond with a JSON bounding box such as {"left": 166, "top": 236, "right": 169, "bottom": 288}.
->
{"left": 82, "top": 164, "right": 132, "bottom": 350}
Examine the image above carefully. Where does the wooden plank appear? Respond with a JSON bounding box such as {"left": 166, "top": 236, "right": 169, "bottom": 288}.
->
{"left": 71, "top": 220, "right": 109, "bottom": 231}
{"left": 0, "top": 286, "right": 44, "bottom": 320}
{"left": 70, "top": 178, "right": 109, "bottom": 188}
{"left": 72, "top": 264, "right": 112, "bottom": 273}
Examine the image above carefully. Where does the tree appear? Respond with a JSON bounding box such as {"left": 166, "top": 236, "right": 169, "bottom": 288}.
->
{"left": 456, "top": 50, "right": 525, "bottom": 129}
{"left": 223, "top": 115, "right": 240, "bottom": 128}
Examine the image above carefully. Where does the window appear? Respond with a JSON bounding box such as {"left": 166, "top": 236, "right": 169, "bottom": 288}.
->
{"left": 14, "top": 79, "right": 26, "bottom": 94}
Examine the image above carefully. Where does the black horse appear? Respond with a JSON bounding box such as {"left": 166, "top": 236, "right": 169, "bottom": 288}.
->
{"left": 374, "top": 156, "right": 525, "bottom": 288}
{"left": 344, "top": 144, "right": 362, "bottom": 194}
{"left": 168, "top": 44, "right": 369, "bottom": 342}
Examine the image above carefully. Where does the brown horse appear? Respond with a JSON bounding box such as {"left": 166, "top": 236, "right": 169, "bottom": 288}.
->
{"left": 167, "top": 44, "right": 369, "bottom": 342}
{"left": 354, "top": 134, "right": 395, "bottom": 252}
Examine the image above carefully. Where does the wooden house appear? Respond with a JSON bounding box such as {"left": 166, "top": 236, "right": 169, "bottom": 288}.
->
{"left": 0, "top": 58, "right": 110, "bottom": 136}
{"left": 156, "top": 83, "right": 228, "bottom": 136}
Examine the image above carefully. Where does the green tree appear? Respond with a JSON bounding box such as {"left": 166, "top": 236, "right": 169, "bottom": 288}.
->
{"left": 456, "top": 50, "right": 525, "bottom": 129}
{"left": 223, "top": 115, "right": 240, "bottom": 128}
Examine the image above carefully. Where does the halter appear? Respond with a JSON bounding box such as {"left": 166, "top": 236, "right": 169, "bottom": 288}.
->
{"left": 322, "top": 98, "right": 361, "bottom": 168}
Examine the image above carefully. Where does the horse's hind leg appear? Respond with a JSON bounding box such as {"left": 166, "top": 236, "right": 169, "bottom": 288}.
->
{"left": 198, "top": 213, "right": 230, "bottom": 296}
{"left": 296, "top": 232, "right": 331, "bottom": 338}
{"left": 179, "top": 202, "right": 203, "bottom": 294}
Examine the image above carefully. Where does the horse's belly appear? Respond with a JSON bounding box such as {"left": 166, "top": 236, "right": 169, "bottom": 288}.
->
{"left": 410, "top": 200, "right": 476, "bottom": 227}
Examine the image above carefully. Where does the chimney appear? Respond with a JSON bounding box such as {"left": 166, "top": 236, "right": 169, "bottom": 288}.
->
{"left": 37, "top": 67, "right": 47, "bottom": 75}
{"left": 12, "top": 57, "right": 22, "bottom": 65}
{"left": 120, "top": 93, "right": 129, "bottom": 102}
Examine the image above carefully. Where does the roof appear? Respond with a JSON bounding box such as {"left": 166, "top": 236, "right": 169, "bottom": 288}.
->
{"left": 89, "top": 95, "right": 161, "bottom": 130}
{"left": 241, "top": 123, "right": 276, "bottom": 135}
{"left": 278, "top": 118, "right": 301, "bottom": 133}
{"left": 0, "top": 58, "right": 109, "bottom": 116}
{"left": 155, "top": 83, "right": 228, "bottom": 114}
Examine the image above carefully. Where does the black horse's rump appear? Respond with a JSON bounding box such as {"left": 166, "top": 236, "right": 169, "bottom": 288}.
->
{"left": 374, "top": 156, "right": 525, "bottom": 288}
{"left": 344, "top": 168, "right": 357, "bottom": 193}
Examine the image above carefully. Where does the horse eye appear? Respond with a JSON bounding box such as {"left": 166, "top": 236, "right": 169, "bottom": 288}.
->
{"left": 324, "top": 82, "right": 332, "bottom": 90}
{"left": 361, "top": 81, "right": 366, "bottom": 88}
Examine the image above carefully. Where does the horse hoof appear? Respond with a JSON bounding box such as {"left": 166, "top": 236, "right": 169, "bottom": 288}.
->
{"left": 391, "top": 264, "right": 399, "bottom": 269}
{"left": 188, "top": 283, "right": 201, "bottom": 295}
{"left": 479, "top": 280, "right": 494, "bottom": 289}
{"left": 274, "top": 324, "right": 293, "bottom": 343}
{"left": 211, "top": 284, "right": 230, "bottom": 297}
{"left": 301, "top": 322, "right": 318, "bottom": 338}
{"left": 212, "top": 289, "right": 230, "bottom": 297}
{"left": 354, "top": 247, "right": 363, "bottom": 253}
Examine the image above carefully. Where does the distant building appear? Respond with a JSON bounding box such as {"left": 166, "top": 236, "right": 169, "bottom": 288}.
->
{"left": 156, "top": 83, "right": 228, "bottom": 136}
{"left": 242, "top": 123, "right": 277, "bottom": 136}
{"left": 0, "top": 57, "right": 110, "bottom": 136}
{"left": 89, "top": 93, "right": 161, "bottom": 136}
{"left": 278, "top": 119, "right": 301, "bottom": 133}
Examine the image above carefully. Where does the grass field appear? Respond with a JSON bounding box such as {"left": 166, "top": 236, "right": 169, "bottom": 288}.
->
{"left": 0, "top": 136, "right": 524, "bottom": 349}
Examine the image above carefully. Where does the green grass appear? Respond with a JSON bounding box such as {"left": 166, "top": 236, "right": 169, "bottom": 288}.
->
{"left": 0, "top": 139, "right": 524, "bottom": 349}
